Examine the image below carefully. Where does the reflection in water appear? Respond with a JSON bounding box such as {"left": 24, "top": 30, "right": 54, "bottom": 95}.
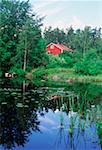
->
{"left": 0, "top": 80, "right": 40, "bottom": 149}
{"left": 0, "top": 79, "right": 102, "bottom": 150}
{"left": 54, "top": 112, "right": 67, "bottom": 149}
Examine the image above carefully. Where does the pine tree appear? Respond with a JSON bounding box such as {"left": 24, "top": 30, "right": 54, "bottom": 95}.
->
{"left": 0, "top": 0, "right": 47, "bottom": 76}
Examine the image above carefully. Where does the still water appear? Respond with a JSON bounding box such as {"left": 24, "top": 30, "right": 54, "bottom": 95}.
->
{"left": 0, "top": 79, "right": 102, "bottom": 150}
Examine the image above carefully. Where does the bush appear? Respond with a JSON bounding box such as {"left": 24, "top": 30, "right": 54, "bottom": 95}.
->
{"left": 32, "top": 67, "right": 46, "bottom": 80}
{"left": 96, "top": 121, "right": 102, "bottom": 144}
{"left": 46, "top": 54, "right": 64, "bottom": 68}
{"left": 59, "top": 51, "right": 74, "bottom": 68}
{"left": 74, "top": 49, "right": 102, "bottom": 75}
{"left": 59, "top": 51, "right": 81, "bottom": 68}
{"left": 0, "top": 70, "right": 2, "bottom": 77}
{"left": 10, "top": 67, "right": 26, "bottom": 77}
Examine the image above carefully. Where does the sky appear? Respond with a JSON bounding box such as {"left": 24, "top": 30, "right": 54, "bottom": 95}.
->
{"left": 30, "top": 0, "right": 102, "bottom": 30}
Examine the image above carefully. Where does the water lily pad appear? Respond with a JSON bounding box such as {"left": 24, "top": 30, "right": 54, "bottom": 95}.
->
{"left": 1, "top": 102, "right": 7, "bottom": 105}
{"left": 11, "top": 92, "right": 17, "bottom": 96}
{"left": 24, "top": 105, "right": 29, "bottom": 108}
{"left": 16, "top": 103, "right": 23, "bottom": 107}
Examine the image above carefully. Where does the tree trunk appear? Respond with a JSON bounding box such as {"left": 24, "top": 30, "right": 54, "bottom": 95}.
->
{"left": 23, "top": 47, "right": 27, "bottom": 71}
{"left": 23, "top": 33, "right": 27, "bottom": 71}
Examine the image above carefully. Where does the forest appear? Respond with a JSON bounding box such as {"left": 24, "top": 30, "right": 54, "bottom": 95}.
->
{"left": 0, "top": 0, "right": 102, "bottom": 82}
{"left": 0, "top": 1, "right": 102, "bottom": 149}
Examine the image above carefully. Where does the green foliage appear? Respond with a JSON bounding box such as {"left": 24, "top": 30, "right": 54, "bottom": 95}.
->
{"left": 59, "top": 51, "right": 80, "bottom": 68}
{"left": 0, "top": 70, "right": 2, "bottom": 77}
{"left": 49, "top": 50, "right": 81, "bottom": 70}
{"left": 15, "top": 21, "right": 48, "bottom": 70}
{"left": 46, "top": 54, "right": 64, "bottom": 68}
{"left": 45, "top": 49, "right": 102, "bottom": 77}
{"left": 30, "top": 38, "right": 49, "bottom": 68}
{"left": 44, "top": 26, "right": 102, "bottom": 76}
{"left": 0, "top": 0, "right": 48, "bottom": 76}
{"left": 15, "top": 69, "right": 26, "bottom": 77}
{"left": 59, "top": 52, "right": 73, "bottom": 68}
{"left": 96, "top": 121, "right": 102, "bottom": 144}
{"left": 43, "top": 27, "right": 66, "bottom": 44}
{"left": 74, "top": 49, "right": 102, "bottom": 75}
{"left": 32, "top": 67, "right": 46, "bottom": 80}
{"left": 10, "top": 66, "right": 26, "bottom": 77}
{"left": 0, "top": 0, "right": 102, "bottom": 78}
{"left": 0, "top": 0, "right": 31, "bottom": 73}
{"left": 44, "top": 26, "right": 102, "bottom": 55}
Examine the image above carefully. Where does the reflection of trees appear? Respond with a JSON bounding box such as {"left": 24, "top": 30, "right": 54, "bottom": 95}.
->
{"left": 0, "top": 80, "right": 102, "bottom": 149}
{"left": 45, "top": 83, "right": 102, "bottom": 149}
{"left": 26, "top": 83, "right": 102, "bottom": 149}
{"left": 54, "top": 112, "right": 67, "bottom": 149}
{"left": 0, "top": 87, "right": 40, "bottom": 150}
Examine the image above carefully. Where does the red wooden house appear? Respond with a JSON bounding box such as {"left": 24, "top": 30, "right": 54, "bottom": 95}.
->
{"left": 46, "top": 43, "right": 73, "bottom": 55}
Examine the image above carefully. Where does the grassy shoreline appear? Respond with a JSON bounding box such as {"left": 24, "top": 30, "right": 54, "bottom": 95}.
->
{"left": 27, "top": 67, "right": 102, "bottom": 83}
{"left": 46, "top": 68, "right": 102, "bottom": 82}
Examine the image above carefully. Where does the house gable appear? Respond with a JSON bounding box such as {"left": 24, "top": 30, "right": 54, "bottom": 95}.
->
{"left": 46, "top": 43, "right": 73, "bottom": 55}
{"left": 46, "top": 43, "right": 61, "bottom": 55}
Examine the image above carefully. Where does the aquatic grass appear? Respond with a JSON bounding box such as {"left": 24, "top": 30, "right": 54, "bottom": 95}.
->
{"left": 68, "top": 116, "right": 75, "bottom": 137}
{"left": 0, "top": 78, "right": 102, "bottom": 149}
{"left": 96, "top": 121, "right": 102, "bottom": 144}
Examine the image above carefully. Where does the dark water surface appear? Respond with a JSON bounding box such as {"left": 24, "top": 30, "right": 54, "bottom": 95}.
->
{"left": 0, "top": 78, "right": 102, "bottom": 150}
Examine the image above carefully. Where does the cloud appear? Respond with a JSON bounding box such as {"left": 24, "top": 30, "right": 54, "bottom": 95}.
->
{"left": 44, "top": 20, "right": 67, "bottom": 29}
{"left": 71, "top": 16, "right": 84, "bottom": 29}
{"left": 42, "top": 7, "right": 63, "bottom": 17}
{"left": 32, "top": 0, "right": 64, "bottom": 30}
{"left": 32, "top": 1, "right": 63, "bottom": 18}
{"left": 39, "top": 125, "right": 51, "bottom": 132}
{"left": 39, "top": 116, "right": 57, "bottom": 125}
{"left": 31, "top": 0, "right": 101, "bottom": 30}
{"left": 32, "top": 0, "right": 59, "bottom": 12}
{"left": 32, "top": 1, "right": 51, "bottom": 11}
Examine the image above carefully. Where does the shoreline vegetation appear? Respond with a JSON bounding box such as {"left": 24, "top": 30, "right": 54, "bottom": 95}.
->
{"left": 26, "top": 67, "right": 102, "bottom": 84}
{"left": 0, "top": 0, "right": 102, "bottom": 84}
{"left": 0, "top": 0, "right": 102, "bottom": 149}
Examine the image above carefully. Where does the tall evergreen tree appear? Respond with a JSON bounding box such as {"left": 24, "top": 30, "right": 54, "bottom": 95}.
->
{"left": 43, "top": 27, "right": 66, "bottom": 44}
{"left": 14, "top": 18, "right": 47, "bottom": 71}
{"left": 0, "top": 0, "right": 30, "bottom": 73}
{"left": 0, "top": 0, "right": 47, "bottom": 75}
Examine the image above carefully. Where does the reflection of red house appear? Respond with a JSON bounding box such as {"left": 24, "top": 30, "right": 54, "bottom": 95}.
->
{"left": 46, "top": 43, "right": 73, "bottom": 55}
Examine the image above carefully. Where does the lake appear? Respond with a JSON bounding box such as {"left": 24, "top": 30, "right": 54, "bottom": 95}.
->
{"left": 0, "top": 78, "right": 102, "bottom": 150}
